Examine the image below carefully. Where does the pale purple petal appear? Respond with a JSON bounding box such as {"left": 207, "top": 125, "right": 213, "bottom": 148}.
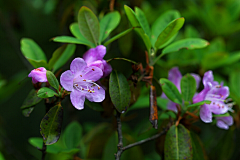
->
{"left": 217, "top": 116, "right": 233, "bottom": 126}
{"left": 102, "top": 60, "right": 112, "bottom": 77}
{"left": 70, "top": 90, "right": 85, "bottom": 110}
{"left": 208, "top": 102, "right": 228, "bottom": 114}
{"left": 60, "top": 70, "right": 74, "bottom": 91}
{"left": 32, "top": 78, "right": 38, "bottom": 84}
{"left": 28, "top": 67, "right": 47, "bottom": 83}
{"left": 70, "top": 58, "right": 87, "bottom": 74}
{"left": 203, "top": 71, "right": 214, "bottom": 87}
{"left": 167, "top": 101, "right": 178, "bottom": 112}
{"left": 216, "top": 120, "right": 229, "bottom": 130}
{"left": 193, "top": 86, "right": 209, "bottom": 103}
{"left": 207, "top": 86, "right": 229, "bottom": 100}
{"left": 82, "top": 66, "right": 103, "bottom": 81}
{"left": 190, "top": 73, "right": 201, "bottom": 89}
{"left": 85, "top": 86, "right": 105, "bottom": 102}
{"left": 168, "top": 67, "right": 182, "bottom": 92}
{"left": 83, "top": 45, "right": 106, "bottom": 63}
{"left": 200, "top": 104, "right": 212, "bottom": 123}
{"left": 87, "top": 60, "right": 104, "bottom": 70}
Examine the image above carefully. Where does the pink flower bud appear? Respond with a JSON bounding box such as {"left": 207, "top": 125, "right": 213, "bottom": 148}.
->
{"left": 28, "top": 67, "right": 48, "bottom": 84}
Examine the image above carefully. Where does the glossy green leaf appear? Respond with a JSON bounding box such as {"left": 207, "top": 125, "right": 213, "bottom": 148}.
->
{"left": 21, "top": 89, "right": 42, "bottom": 117}
{"left": 164, "top": 124, "right": 193, "bottom": 160}
{"left": 40, "top": 105, "right": 63, "bottom": 145}
{"left": 109, "top": 70, "right": 131, "bottom": 113}
{"left": 124, "top": 5, "right": 151, "bottom": 50}
{"left": 180, "top": 74, "right": 196, "bottom": 102}
{"left": 190, "top": 132, "right": 207, "bottom": 160}
{"left": 69, "top": 23, "right": 88, "bottom": 40}
{"left": 20, "top": 38, "right": 47, "bottom": 62}
{"left": 187, "top": 100, "right": 211, "bottom": 109}
{"left": 37, "top": 87, "right": 57, "bottom": 98}
{"left": 26, "top": 58, "right": 49, "bottom": 69}
{"left": 48, "top": 44, "right": 76, "bottom": 72}
{"left": 52, "top": 36, "right": 94, "bottom": 48}
{"left": 102, "top": 132, "right": 117, "bottom": 160}
{"left": 78, "top": 6, "right": 99, "bottom": 46}
{"left": 151, "top": 10, "right": 180, "bottom": 46}
{"left": 160, "top": 78, "right": 182, "bottom": 105}
{"left": 99, "top": 11, "right": 121, "bottom": 42}
{"left": 46, "top": 71, "right": 59, "bottom": 91}
{"left": 85, "top": 99, "right": 104, "bottom": 111}
{"left": 135, "top": 7, "right": 151, "bottom": 38}
{"left": 63, "top": 121, "right": 82, "bottom": 149}
{"left": 155, "top": 18, "right": 185, "bottom": 49}
{"left": 162, "top": 38, "right": 209, "bottom": 55}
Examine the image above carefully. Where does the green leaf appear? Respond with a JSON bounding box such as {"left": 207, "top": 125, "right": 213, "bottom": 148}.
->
{"left": 37, "top": 87, "right": 57, "bottom": 98}
{"left": 48, "top": 44, "right": 76, "bottom": 72}
{"left": 155, "top": 18, "right": 185, "bottom": 49}
{"left": 109, "top": 70, "right": 131, "bottom": 113}
{"left": 124, "top": 5, "right": 151, "bottom": 50}
{"left": 184, "top": 25, "right": 200, "bottom": 38}
{"left": 26, "top": 58, "right": 49, "bottom": 69}
{"left": 212, "top": 112, "right": 230, "bottom": 118}
{"left": 52, "top": 36, "right": 94, "bottom": 48}
{"left": 230, "top": 70, "right": 240, "bottom": 103}
{"left": 102, "top": 132, "right": 118, "bottom": 160}
{"left": 160, "top": 78, "right": 182, "bottom": 105}
{"left": 164, "top": 124, "right": 193, "bottom": 160}
{"left": 135, "top": 7, "right": 151, "bottom": 38}
{"left": 180, "top": 74, "right": 196, "bottom": 102}
{"left": 21, "top": 89, "right": 42, "bottom": 117}
{"left": 151, "top": 10, "right": 180, "bottom": 46}
{"left": 190, "top": 132, "right": 207, "bottom": 160}
{"left": 99, "top": 11, "right": 121, "bottom": 42}
{"left": 46, "top": 71, "right": 59, "bottom": 91}
{"left": 162, "top": 38, "right": 210, "bottom": 55}
{"left": 63, "top": 121, "right": 82, "bottom": 149}
{"left": 187, "top": 100, "right": 211, "bottom": 109}
{"left": 20, "top": 38, "right": 47, "bottom": 62}
{"left": 85, "top": 99, "right": 104, "bottom": 111}
{"left": 40, "top": 105, "right": 63, "bottom": 145}
{"left": 78, "top": 6, "right": 100, "bottom": 46}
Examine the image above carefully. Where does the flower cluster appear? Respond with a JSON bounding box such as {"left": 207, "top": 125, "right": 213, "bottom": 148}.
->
{"left": 162, "top": 67, "right": 234, "bottom": 130}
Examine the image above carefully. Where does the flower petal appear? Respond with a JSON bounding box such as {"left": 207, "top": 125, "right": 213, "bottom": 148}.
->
{"left": 60, "top": 70, "right": 74, "bottom": 91}
{"left": 167, "top": 101, "right": 178, "bottom": 112}
{"left": 203, "top": 71, "right": 214, "bottom": 87}
{"left": 216, "top": 120, "right": 229, "bottom": 130}
{"left": 190, "top": 73, "right": 201, "bottom": 89}
{"left": 168, "top": 67, "right": 182, "bottom": 92}
{"left": 217, "top": 116, "right": 233, "bottom": 126}
{"left": 70, "top": 58, "right": 87, "bottom": 75}
{"left": 83, "top": 45, "right": 106, "bottom": 63}
{"left": 102, "top": 60, "right": 112, "bottom": 77}
{"left": 82, "top": 66, "right": 103, "bottom": 81}
{"left": 88, "top": 60, "right": 104, "bottom": 70}
{"left": 70, "top": 90, "right": 85, "bottom": 110}
{"left": 208, "top": 101, "right": 228, "bottom": 114}
{"left": 85, "top": 85, "right": 105, "bottom": 102}
{"left": 28, "top": 67, "right": 48, "bottom": 83}
{"left": 200, "top": 104, "right": 212, "bottom": 123}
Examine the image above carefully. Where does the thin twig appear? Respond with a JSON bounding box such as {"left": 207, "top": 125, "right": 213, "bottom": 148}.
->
{"left": 115, "top": 111, "right": 123, "bottom": 160}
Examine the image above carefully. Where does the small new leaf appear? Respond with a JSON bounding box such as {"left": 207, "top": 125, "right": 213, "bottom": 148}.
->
{"left": 37, "top": 87, "right": 57, "bottom": 98}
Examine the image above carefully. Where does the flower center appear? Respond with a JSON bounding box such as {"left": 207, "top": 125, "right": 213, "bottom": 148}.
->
{"left": 73, "top": 78, "right": 101, "bottom": 93}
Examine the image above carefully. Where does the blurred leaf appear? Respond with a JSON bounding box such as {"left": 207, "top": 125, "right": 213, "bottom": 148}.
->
{"left": 124, "top": 5, "right": 151, "bottom": 51}
{"left": 160, "top": 78, "right": 182, "bottom": 105}
{"left": 0, "top": 152, "right": 5, "bottom": 160}
{"left": 230, "top": 70, "right": 240, "bottom": 103}
{"left": 37, "top": 87, "right": 57, "bottom": 98}
{"left": 85, "top": 99, "right": 104, "bottom": 111}
{"left": 162, "top": 38, "right": 209, "bottom": 55}
{"left": 102, "top": 132, "right": 117, "bottom": 160}
{"left": 40, "top": 105, "right": 63, "bottom": 145}
{"left": 52, "top": 36, "right": 94, "bottom": 48}
{"left": 119, "top": 30, "right": 132, "bottom": 57}
{"left": 49, "top": 44, "right": 76, "bottom": 72}
{"left": 46, "top": 71, "right": 59, "bottom": 91}
{"left": 20, "top": 38, "right": 47, "bottom": 64}
{"left": 63, "top": 121, "right": 82, "bottom": 149}
{"left": 152, "top": 77, "right": 162, "bottom": 97}
{"left": 155, "top": 18, "right": 185, "bottom": 49}
{"left": 190, "top": 132, "right": 207, "bottom": 160}
{"left": 26, "top": 59, "right": 49, "bottom": 69}
{"left": 164, "top": 124, "right": 193, "bottom": 160}
{"left": 78, "top": 6, "right": 99, "bottom": 46}
{"left": 180, "top": 74, "right": 196, "bottom": 102}
{"left": 151, "top": 10, "right": 181, "bottom": 46}
{"left": 187, "top": 100, "right": 211, "bottom": 109}
{"left": 109, "top": 70, "right": 131, "bottom": 113}
{"left": 184, "top": 25, "right": 200, "bottom": 38}
{"left": 21, "top": 89, "right": 42, "bottom": 117}
{"left": 99, "top": 11, "right": 121, "bottom": 42}
{"left": 135, "top": 7, "right": 151, "bottom": 38}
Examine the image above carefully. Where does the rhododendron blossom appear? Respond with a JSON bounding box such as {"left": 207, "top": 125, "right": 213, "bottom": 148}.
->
{"left": 28, "top": 67, "right": 48, "bottom": 84}
{"left": 216, "top": 115, "right": 233, "bottom": 130}
{"left": 60, "top": 58, "right": 105, "bottom": 110}
{"left": 162, "top": 67, "right": 200, "bottom": 112}
{"left": 83, "top": 45, "right": 112, "bottom": 77}
{"left": 193, "top": 71, "right": 230, "bottom": 123}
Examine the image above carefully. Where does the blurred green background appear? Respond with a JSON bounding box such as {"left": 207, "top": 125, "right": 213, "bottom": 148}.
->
{"left": 1, "top": 0, "right": 240, "bottom": 159}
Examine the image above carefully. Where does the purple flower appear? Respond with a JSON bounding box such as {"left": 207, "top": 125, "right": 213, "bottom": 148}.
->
{"left": 83, "top": 45, "right": 112, "bottom": 78}
{"left": 193, "top": 71, "right": 230, "bottom": 123}
{"left": 216, "top": 116, "right": 233, "bottom": 130}
{"left": 60, "top": 58, "right": 105, "bottom": 110}
{"left": 28, "top": 67, "right": 48, "bottom": 84}
{"left": 162, "top": 67, "right": 201, "bottom": 112}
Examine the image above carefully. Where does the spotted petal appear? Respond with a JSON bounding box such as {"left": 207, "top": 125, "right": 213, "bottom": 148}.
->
{"left": 82, "top": 66, "right": 103, "bottom": 81}
{"left": 208, "top": 101, "right": 228, "bottom": 115}
{"left": 60, "top": 70, "right": 74, "bottom": 91}
{"left": 70, "top": 90, "right": 85, "bottom": 110}
{"left": 85, "top": 85, "right": 105, "bottom": 102}
{"left": 200, "top": 104, "right": 212, "bottom": 123}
